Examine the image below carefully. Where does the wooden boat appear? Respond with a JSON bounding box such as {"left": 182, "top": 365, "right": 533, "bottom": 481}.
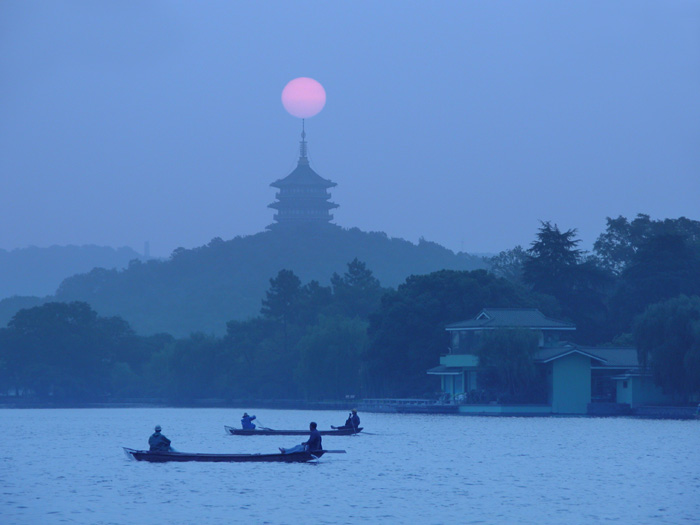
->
{"left": 224, "top": 425, "right": 362, "bottom": 436}
{"left": 123, "top": 447, "right": 341, "bottom": 463}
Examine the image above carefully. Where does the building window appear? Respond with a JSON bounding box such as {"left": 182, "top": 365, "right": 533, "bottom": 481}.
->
{"left": 623, "top": 381, "right": 628, "bottom": 389}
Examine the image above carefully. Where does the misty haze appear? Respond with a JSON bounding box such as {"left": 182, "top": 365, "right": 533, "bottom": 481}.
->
{"left": 1, "top": 2, "right": 698, "bottom": 524}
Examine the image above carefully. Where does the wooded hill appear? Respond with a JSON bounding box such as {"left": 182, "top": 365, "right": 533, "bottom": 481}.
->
{"left": 0, "top": 225, "right": 485, "bottom": 337}
{"left": 0, "top": 245, "right": 143, "bottom": 298}
{"left": 2, "top": 214, "right": 699, "bottom": 403}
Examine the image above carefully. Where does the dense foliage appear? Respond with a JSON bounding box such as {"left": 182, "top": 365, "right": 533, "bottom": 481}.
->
{"left": 523, "top": 221, "right": 613, "bottom": 344}
{"left": 0, "top": 301, "right": 164, "bottom": 399}
{"left": 633, "top": 295, "right": 700, "bottom": 400}
{"left": 1, "top": 214, "right": 699, "bottom": 402}
{"left": 594, "top": 214, "right": 700, "bottom": 275}
{"left": 0, "top": 225, "right": 484, "bottom": 337}
{"left": 364, "top": 269, "right": 545, "bottom": 397}
{"left": 475, "top": 329, "right": 544, "bottom": 403}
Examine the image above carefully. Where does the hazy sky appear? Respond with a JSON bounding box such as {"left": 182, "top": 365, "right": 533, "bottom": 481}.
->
{"left": 1, "top": 1, "right": 698, "bottom": 257}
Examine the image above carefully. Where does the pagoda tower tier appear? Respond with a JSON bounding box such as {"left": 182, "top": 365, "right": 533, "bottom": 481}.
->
{"left": 267, "top": 126, "right": 338, "bottom": 227}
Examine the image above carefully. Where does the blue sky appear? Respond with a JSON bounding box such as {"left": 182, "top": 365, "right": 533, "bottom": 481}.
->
{"left": 1, "top": 1, "right": 698, "bottom": 257}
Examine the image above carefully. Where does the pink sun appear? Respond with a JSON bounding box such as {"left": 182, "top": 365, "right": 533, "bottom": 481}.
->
{"left": 281, "top": 77, "right": 326, "bottom": 119}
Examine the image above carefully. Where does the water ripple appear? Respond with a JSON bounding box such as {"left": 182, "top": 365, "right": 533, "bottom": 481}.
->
{"left": 0, "top": 408, "right": 698, "bottom": 524}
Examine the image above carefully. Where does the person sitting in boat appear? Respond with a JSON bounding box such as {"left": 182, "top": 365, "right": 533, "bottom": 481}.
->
{"left": 241, "top": 413, "right": 256, "bottom": 430}
{"left": 279, "top": 422, "right": 322, "bottom": 454}
{"left": 333, "top": 409, "right": 360, "bottom": 430}
{"left": 148, "top": 425, "right": 172, "bottom": 452}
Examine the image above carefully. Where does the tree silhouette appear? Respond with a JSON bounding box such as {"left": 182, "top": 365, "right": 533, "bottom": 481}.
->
{"left": 524, "top": 222, "right": 611, "bottom": 343}
{"left": 331, "top": 258, "right": 385, "bottom": 319}
{"left": 634, "top": 295, "right": 700, "bottom": 400}
{"left": 261, "top": 269, "right": 302, "bottom": 353}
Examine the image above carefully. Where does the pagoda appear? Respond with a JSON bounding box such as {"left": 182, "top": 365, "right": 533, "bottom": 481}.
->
{"left": 268, "top": 123, "right": 338, "bottom": 228}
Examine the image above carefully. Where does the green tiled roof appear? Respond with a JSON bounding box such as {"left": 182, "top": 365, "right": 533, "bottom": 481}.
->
{"left": 582, "top": 346, "right": 640, "bottom": 368}
{"left": 534, "top": 344, "right": 640, "bottom": 368}
{"left": 426, "top": 365, "right": 464, "bottom": 375}
{"left": 534, "top": 346, "right": 606, "bottom": 363}
{"left": 446, "top": 308, "right": 575, "bottom": 331}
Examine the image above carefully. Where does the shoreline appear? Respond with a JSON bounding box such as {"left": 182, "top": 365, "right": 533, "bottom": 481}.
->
{"left": 0, "top": 398, "right": 354, "bottom": 411}
{"left": 0, "top": 397, "right": 697, "bottom": 420}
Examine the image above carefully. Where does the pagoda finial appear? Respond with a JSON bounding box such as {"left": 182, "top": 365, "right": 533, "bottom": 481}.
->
{"left": 299, "top": 119, "right": 308, "bottom": 162}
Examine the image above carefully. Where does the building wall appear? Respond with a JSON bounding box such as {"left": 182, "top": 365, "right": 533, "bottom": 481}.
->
{"left": 440, "top": 354, "right": 478, "bottom": 367}
{"left": 551, "top": 354, "right": 591, "bottom": 414}
{"left": 616, "top": 376, "right": 673, "bottom": 407}
{"left": 458, "top": 404, "right": 552, "bottom": 415}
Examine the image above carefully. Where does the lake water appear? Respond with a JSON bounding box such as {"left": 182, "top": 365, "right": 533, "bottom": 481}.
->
{"left": 1, "top": 408, "right": 698, "bottom": 524}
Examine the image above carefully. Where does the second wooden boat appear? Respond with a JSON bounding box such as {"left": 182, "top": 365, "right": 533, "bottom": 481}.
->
{"left": 224, "top": 425, "right": 362, "bottom": 436}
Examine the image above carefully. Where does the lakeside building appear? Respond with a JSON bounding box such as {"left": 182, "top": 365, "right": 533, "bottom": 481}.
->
{"left": 267, "top": 126, "right": 338, "bottom": 228}
{"left": 427, "top": 308, "right": 672, "bottom": 415}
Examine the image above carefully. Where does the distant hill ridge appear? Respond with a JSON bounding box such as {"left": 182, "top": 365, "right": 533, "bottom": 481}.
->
{"left": 0, "top": 244, "right": 144, "bottom": 299}
{"left": 0, "top": 226, "right": 486, "bottom": 337}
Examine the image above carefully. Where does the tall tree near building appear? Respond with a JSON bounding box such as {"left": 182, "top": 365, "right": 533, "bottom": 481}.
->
{"left": 523, "top": 222, "right": 612, "bottom": 343}
{"left": 611, "top": 234, "right": 700, "bottom": 333}
{"left": 523, "top": 222, "right": 582, "bottom": 298}
{"left": 594, "top": 214, "right": 700, "bottom": 274}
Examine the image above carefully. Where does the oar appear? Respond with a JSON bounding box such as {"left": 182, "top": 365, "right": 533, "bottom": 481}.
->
{"left": 322, "top": 450, "right": 346, "bottom": 453}
{"left": 256, "top": 419, "right": 274, "bottom": 431}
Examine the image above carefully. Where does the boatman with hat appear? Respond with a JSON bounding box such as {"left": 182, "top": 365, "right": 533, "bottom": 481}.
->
{"left": 241, "top": 412, "right": 257, "bottom": 429}
{"left": 148, "top": 425, "right": 172, "bottom": 451}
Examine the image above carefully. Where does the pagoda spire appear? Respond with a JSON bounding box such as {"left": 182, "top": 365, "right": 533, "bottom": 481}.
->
{"left": 298, "top": 119, "right": 309, "bottom": 165}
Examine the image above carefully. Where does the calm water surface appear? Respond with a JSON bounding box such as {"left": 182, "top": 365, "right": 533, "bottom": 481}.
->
{"left": 1, "top": 408, "right": 698, "bottom": 524}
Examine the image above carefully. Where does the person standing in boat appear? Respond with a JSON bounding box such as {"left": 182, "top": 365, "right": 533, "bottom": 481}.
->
{"left": 148, "top": 425, "right": 172, "bottom": 451}
{"left": 279, "top": 422, "right": 322, "bottom": 454}
{"left": 241, "top": 412, "right": 257, "bottom": 429}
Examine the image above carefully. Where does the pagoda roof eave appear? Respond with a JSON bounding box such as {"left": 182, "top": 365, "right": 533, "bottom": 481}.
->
{"left": 271, "top": 163, "right": 336, "bottom": 189}
{"left": 271, "top": 179, "right": 336, "bottom": 189}
{"left": 268, "top": 202, "right": 338, "bottom": 210}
